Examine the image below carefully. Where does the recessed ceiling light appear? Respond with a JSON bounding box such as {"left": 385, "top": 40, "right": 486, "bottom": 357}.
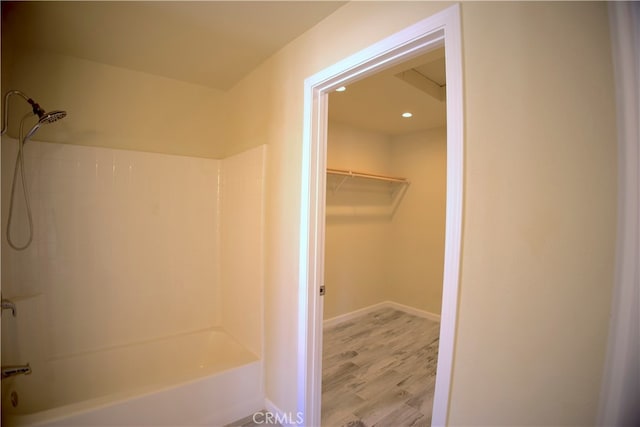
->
{"left": 402, "top": 112, "right": 413, "bottom": 118}
{"left": 335, "top": 86, "right": 346, "bottom": 92}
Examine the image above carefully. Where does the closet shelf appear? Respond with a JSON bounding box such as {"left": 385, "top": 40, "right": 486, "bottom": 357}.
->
{"left": 327, "top": 168, "right": 408, "bottom": 184}
{"left": 326, "top": 168, "right": 410, "bottom": 194}
{"left": 325, "top": 168, "right": 410, "bottom": 218}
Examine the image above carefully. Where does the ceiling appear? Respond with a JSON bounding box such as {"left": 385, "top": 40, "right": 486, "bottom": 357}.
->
{"left": 1, "top": 1, "right": 345, "bottom": 91}
{"left": 1, "top": 1, "right": 445, "bottom": 134}
{"left": 329, "top": 47, "right": 447, "bottom": 135}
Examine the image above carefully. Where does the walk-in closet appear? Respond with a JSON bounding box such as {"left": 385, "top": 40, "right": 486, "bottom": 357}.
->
{"left": 321, "top": 48, "right": 447, "bottom": 426}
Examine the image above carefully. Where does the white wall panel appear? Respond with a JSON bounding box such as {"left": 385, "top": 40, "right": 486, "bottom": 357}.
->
{"left": 1, "top": 139, "right": 221, "bottom": 359}
{"left": 220, "top": 145, "right": 266, "bottom": 357}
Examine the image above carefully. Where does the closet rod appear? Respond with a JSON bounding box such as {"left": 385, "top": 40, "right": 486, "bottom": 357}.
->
{"left": 326, "top": 168, "right": 408, "bottom": 184}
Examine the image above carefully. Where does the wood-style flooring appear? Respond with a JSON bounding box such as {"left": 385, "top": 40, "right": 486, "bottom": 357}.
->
{"left": 226, "top": 411, "right": 277, "bottom": 427}
{"left": 227, "top": 307, "right": 439, "bottom": 427}
{"left": 321, "top": 307, "right": 440, "bottom": 427}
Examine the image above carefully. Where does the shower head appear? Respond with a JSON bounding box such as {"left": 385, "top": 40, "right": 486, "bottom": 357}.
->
{"left": 40, "top": 110, "right": 67, "bottom": 124}
{"left": 24, "top": 110, "right": 67, "bottom": 141}
{"left": 1, "top": 90, "right": 67, "bottom": 138}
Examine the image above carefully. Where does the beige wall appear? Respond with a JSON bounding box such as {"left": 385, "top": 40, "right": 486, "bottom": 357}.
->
{"left": 450, "top": 3, "right": 616, "bottom": 424}
{"left": 390, "top": 127, "right": 447, "bottom": 315}
{"left": 324, "top": 121, "right": 392, "bottom": 319}
{"left": 324, "top": 123, "right": 446, "bottom": 319}
{"left": 224, "top": 2, "right": 453, "bottom": 412}
{"left": 225, "top": 1, "right": 617, "bottom": 424}
{"left": 1, "top": 1, "right": 618, "bottom": 424}
{"left": 3, "top": 50, "right": 227, "bottom": 158}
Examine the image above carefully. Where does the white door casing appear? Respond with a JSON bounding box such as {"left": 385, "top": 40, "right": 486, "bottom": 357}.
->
{"left": 298, "top": 5, "right": 464, "bottom": 426}
{"left": 597, "top": 2, "right": 640, "bottom": 425}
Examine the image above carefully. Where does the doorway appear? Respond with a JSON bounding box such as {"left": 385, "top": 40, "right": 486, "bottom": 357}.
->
{"left": 298, "top": 5, "right": 463, "bottom": 426}
{"left": 321, "top": 46, "right": 447, "bottom": 425}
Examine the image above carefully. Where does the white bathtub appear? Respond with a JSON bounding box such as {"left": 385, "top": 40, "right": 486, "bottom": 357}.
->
{"left": 1, "top": 329, "right": 263, "bottom": 426}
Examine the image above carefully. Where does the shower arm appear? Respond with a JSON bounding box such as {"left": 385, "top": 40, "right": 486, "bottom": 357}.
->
{"left": 0, "top": 90, "right": 44, "bottom": 136}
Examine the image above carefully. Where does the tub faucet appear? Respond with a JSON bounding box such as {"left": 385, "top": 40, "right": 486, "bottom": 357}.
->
{"left": 1, "top": 364, "right": 31, "bottom": 379}
{"left": 1, "top": 298, "right": 16, "bottom": 317}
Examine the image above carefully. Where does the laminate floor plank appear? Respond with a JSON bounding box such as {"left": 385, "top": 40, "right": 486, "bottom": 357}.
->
{"left": 226, "top": 411, "right": 282, "bottom": 427}
{"left": 322, "top": 308, "right": 439, "bottom": 427}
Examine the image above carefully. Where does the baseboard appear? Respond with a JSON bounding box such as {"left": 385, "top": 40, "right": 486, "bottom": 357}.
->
{"left": 322, "top": 301, "right": 389, "bottom": 328}
{"left": 214, "top": 396, "right": 264, "bottom": 426}
{"left": 385, "top": 300, "right": 441, "bottom": 322}
{"left": 264, "top": 399, "right": 304, "bottom": 427}
{"left": 263, "top": 398, "right": 279, "bottom": 416}
{"left": 323, "top": 300, "right": 440, "bottom": 328}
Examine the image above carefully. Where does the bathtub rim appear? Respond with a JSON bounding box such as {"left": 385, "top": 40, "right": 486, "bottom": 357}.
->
{"left": 4, "top": 360, "right": 263, "bottom": 427}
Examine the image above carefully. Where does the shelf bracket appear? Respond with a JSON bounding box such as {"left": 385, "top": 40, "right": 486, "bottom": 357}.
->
{"left": 332, "top": 175, "right": 348, "bottom": 193}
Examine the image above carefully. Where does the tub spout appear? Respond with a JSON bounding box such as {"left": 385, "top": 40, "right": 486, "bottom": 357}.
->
{"left": 1, "top": 298, "right": 16, "bottom": 317}
{"left": 1, "top": 364, "right": 31, "bottom": 379}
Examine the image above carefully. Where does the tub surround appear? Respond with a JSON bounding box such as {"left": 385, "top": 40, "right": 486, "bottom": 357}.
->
{"left": 1, "top": 138, "right": 266, "bottom": 423}
{"left": 7, "top": 361, "right": 262, "bottom": 427}
{"left": 221, "top": 145, "right": 266, "bottom": 358}
{"left": 1, "top": 139, "right": 221, "bottom": 357}
{"left": 3, "top": 331, "right": 262, "bottom": 426}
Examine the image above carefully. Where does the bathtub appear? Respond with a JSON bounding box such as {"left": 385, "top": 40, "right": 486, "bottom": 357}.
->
{"left": 1, "top": 329, "right": 263, "bottom": 426}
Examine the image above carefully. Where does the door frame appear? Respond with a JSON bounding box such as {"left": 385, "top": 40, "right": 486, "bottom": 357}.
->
{"left": 298, "top": 4, "right": 464, "bottom": 426}
{"left": 597, "top": 2, "right": 640, "bottom": 424}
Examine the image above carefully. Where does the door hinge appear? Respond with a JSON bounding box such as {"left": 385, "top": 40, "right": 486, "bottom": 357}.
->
{"left": 319, "top": 285, "right": 325, "bottom": 296}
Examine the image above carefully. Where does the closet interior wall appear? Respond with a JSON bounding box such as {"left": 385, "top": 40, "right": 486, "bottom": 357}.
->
{"left": 325, "top": 121, "right": 446, "bottom": 319}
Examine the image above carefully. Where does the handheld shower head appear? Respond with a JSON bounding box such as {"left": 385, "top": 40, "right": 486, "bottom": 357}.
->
{"left": 1, "top": 90, "right": 67, "bottom": 138}
{"left": 2, "top": 91, "right": 67, "bottom": 251}
{"left": 27, "top": 98, "right": 46, "bottom": 119}
{"left": 24, "top": 110, "right": 67, "bottom": 141}
{"left": 39, "top": 110, "right": 67, "bottom": 124}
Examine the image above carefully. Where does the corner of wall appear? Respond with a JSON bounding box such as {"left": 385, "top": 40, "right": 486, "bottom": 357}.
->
{"left": 220, "top": 145, "right": 267, "bottom": 358}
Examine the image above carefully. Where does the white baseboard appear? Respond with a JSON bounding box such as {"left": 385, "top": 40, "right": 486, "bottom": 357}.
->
{"left": 214, "top": 396, "right": 264, "bottom": 426}
{"left": 323, "top": 300, "right": 440, "bottom": 328}
{"left": 264, "top": 399, "right": 304, "bottom": 427}
{"left": 263, "top": 398, "right": 280, "bottom": 416}
{"left": 385, "top": 300, "right": 441, "bottom": 322}
{"left": 322, "top": 301, "right": 389, "bottom": 328}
